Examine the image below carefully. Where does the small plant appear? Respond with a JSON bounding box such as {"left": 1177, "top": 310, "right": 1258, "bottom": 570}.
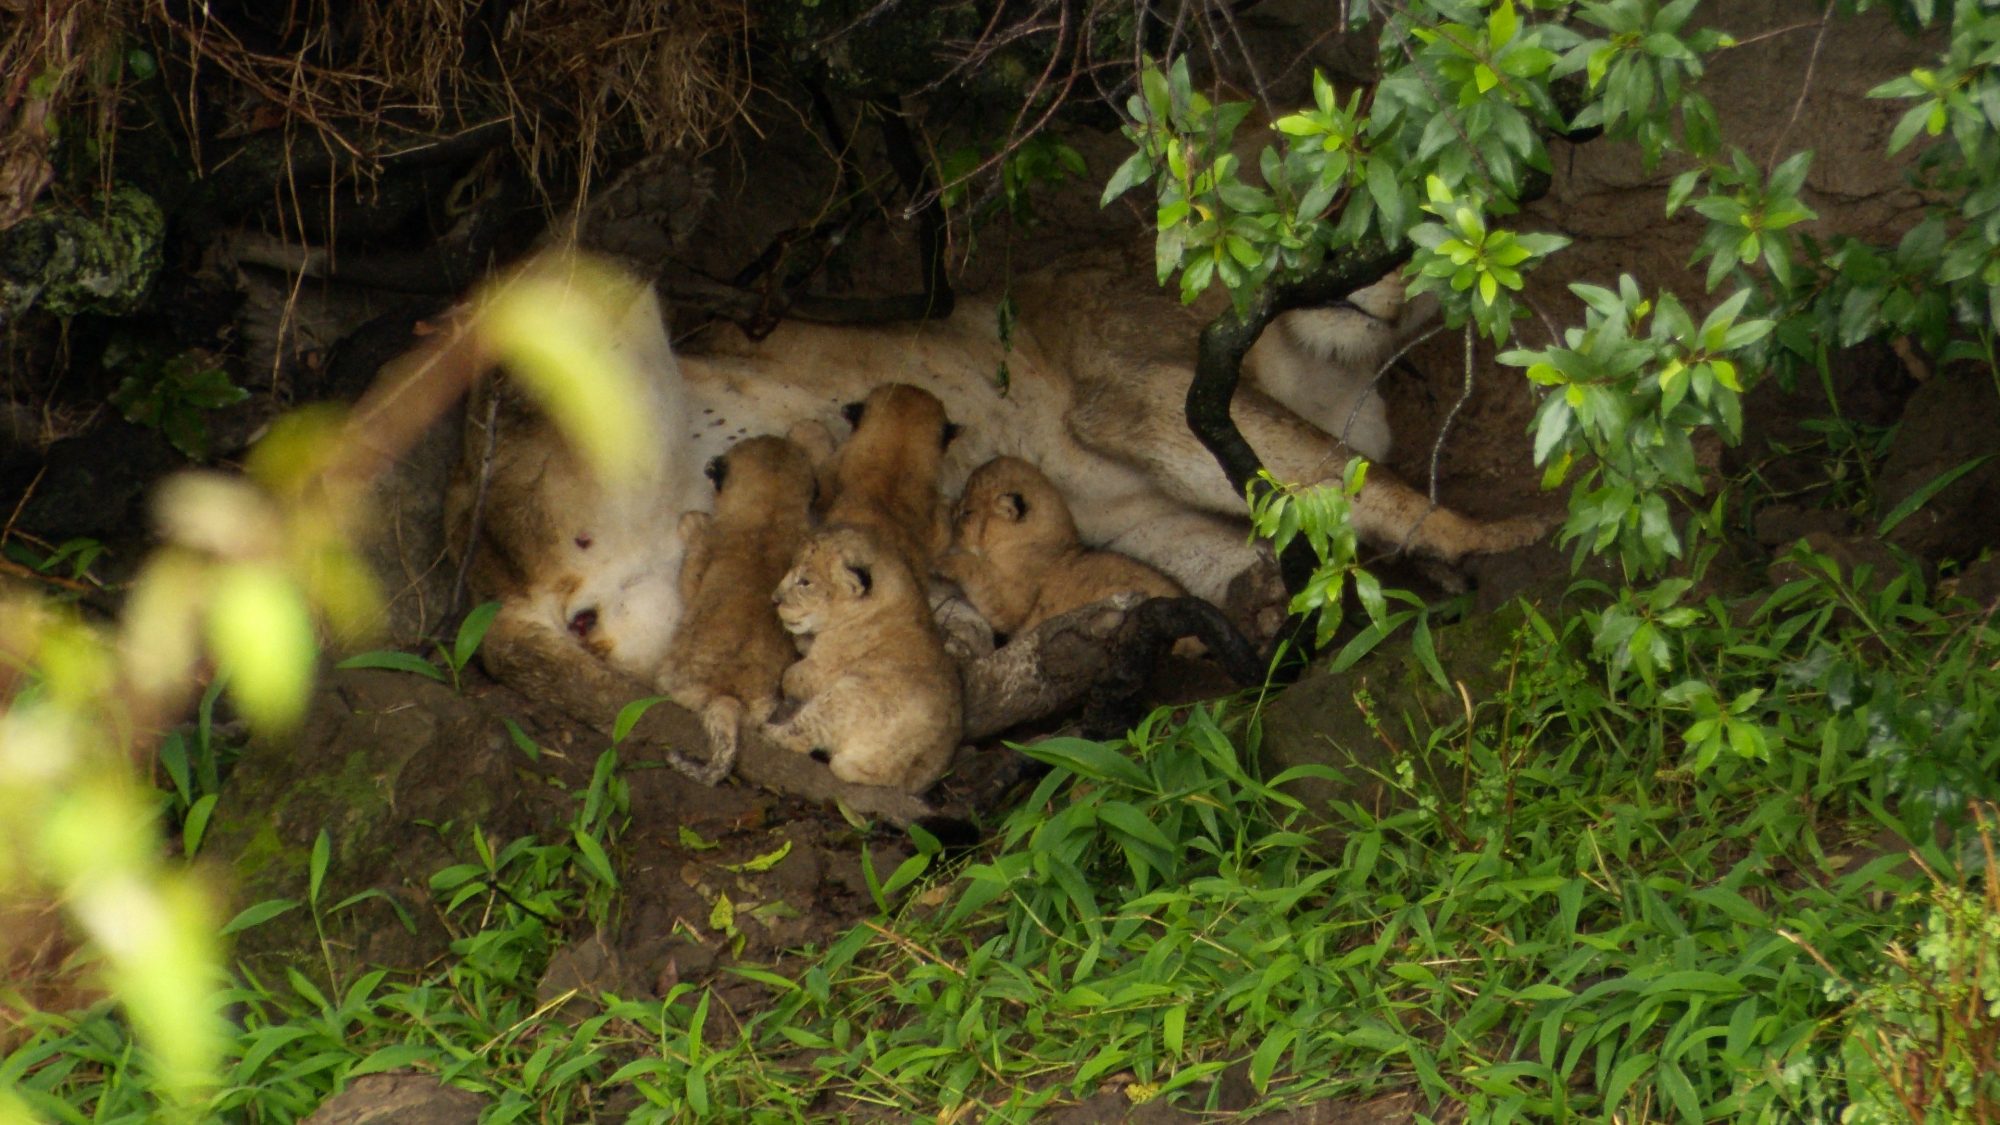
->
{"left": 1834, "top": 807, "right": 2000, "bottom": 1124}
{"left": 155, "top": 676, "right": 232, "bottom": 859}
{"left": 105, "top": 345, "right": 249, "bottom": 461}
{"left": 1244, "top": 461, "right": 1370, "bottom": 649}
{"left": 940, "top": 132, "right": 1088, "bottom": 227}
{"left": 0, "top": 536, "right": 106, "bottom": 587}
{"left": 335, "top": 601, "right": 500, "bottom": 691}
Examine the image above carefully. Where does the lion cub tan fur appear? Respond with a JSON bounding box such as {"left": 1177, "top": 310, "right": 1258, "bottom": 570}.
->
{"left": 940, "top": 456, "right": 1189, "bottom": 638}
{"left": 766, "top": 525, "right": 960, "bottom": 792}
{"left": 659, "top": 435, "right": 818, "bottom": 784}
{"left": 819, "top": 383, "right": 957, "bottom": 573}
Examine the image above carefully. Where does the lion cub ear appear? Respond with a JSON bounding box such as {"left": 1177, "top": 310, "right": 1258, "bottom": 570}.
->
{"left": 842, "top": 563, "right": 874, "bottom": 596}
{"left": 940, "top": 421, "right": 962, "bottom": 451}
{"left": 841, "top": 401, "right": 866, "bottom": 428}
{"left": 704, "top": 455, "right": 729, "bottom": 490}
{"left": 999, "top": 491, "right": 1028, "bottom": 521}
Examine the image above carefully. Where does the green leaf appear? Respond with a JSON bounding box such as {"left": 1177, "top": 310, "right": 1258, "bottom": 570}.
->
{"left": 612, "top": 695, "right": 666, "bottom": 743}
{"left": 1878, "top": 454, "right": 1995, "bottom": 535}
{"left": 1366, "top": 157, "right": 1405, "bottom": 235}
{"left": 221, "top": 898, "right": 300, "bottom": 936}
{"left": 723, "top": 840, "right": 793, "bottom": 873}
{"left": 182, "top": 794, "right": 218, "bottom": 860}
{"left": 1248, "top": 1027, "right": 1295, "bottom": 1093}
{"left": 1097, "top": 801, "right": 1175, "bottom": 854}
{"left": 1888, "top": 101, "right": 1933, "bottom": 153}
{"left": 336, "top": 649, "right": 447, "bottom": 681}
{"left": 1021, "top": 736, "right": 1154, "bottom": 790}
{"left": 451, "top": 601, "right": 501, "bottom": 671}
{"left": 1101, "top": 150, "right": 1153, "bottom": 206}
{"left": 209, "top": 566, "right": 318, "bottom": 730}
{"left": 1487, "top": 0, "right": 1519, "bottom": 48}
{"left": 308, "top": 828, "right": 331, "bottom": 907}
{"left": 348, "top": 1044, "right": 438, "bottom": 1079}
{"left": 572, "top": 828, "right": 619, "bottom": 888}
{"left": 502, "top": 717, "right": 541, "bottom": 760}
{"left": 1273, "top": 113, "right": 1323, "bottom": 137}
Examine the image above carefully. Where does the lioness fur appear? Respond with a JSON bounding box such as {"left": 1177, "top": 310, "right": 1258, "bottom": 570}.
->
{"left": 766, "top": 526, "right": 960, "bottom": 792}
{"left": 658, "top": 435, "right": 818, "bottom": 785}
{"left": 1241, "top": 277, "right": 1416, "bottom": 463}
{"left": 940, "top": 455, "right": 1187, "bottom": 638}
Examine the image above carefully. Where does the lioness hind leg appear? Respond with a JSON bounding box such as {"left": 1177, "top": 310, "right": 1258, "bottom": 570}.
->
{"left": 1071, "top": 366, "right": 1549, "bottom": 565}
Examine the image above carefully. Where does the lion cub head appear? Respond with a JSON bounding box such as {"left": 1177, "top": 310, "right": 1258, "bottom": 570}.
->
{"left": 773, "top": 525, "right": 925, "bottom": 638}
{"left": 837, "top": 383, "right": 961, "bottom": 463}
{"left": 705, "top": 434, "right": 818, "bottom": 524}
{"left": 951, "top": 456, "right": 1078, "bottom": 559}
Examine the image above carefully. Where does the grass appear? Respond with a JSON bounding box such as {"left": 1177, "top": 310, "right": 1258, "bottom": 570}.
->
{"left": 4, "top": 545, "right": 1998, "bottom": 1122}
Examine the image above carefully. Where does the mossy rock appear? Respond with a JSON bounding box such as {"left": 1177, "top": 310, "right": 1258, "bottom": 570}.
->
{"left": 207, "top": 669, "right": 556, "bottom": 978}
{"left": 1257, "top": 582, "right": 1592, "bottom": 826}
{"left": 0, "top": 185, "right": 164, "bottom": 320}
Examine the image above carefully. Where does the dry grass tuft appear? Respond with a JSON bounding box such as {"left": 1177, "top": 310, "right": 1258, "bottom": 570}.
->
{"left": 145, "top": 0, "right": 751, "bottom": 192}
{"left": 0, "top": 0, "right": 132, "bottom": 229}
{"left": 0, "top": 0, "right": 751, "bottom": 225}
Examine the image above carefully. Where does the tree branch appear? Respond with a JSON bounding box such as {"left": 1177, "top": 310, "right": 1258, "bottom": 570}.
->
{"left": 1187, "top": 241, "right": 1406, "bottom": 586}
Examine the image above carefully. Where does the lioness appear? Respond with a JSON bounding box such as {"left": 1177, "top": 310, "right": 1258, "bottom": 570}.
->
{"left": 658, "top": 435, "right": 818, "bottom": 785}
{"left": 445, "top": 248, "right": 1546, "bottom": 785}
{"left": 766, "top": 526, "right": 960, "bottom": 792}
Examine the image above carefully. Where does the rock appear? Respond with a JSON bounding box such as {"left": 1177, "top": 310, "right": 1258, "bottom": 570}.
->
{"left": 301, "top": 1072, "right": 486, "bottom": 1125}
{"left": 1258, "top": 591, "right": 1577, "bottom": 828}
{"left": 1753, "top": 504, "right": 1851, "bottom": 549}
{"left": 206, "top": 668, "right": 550, "bottom": 974}
{"left": 0, "top": 185, "right": 164, "bottom": 321}
{"left": 1767, "top": 532, "right": 1915, "bottom": 594}
{"left": 1878, "top": 371, "right": 2000, "bottom": 564}
{"left": 1942, "top": 553, "right": 2000, "bottom": 608}
{"left": 536, "top": 931, "right": 652, "bottom": 1015}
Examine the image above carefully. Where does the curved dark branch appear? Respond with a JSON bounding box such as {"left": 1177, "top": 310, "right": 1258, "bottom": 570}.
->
{"left": 1185, "top": 242, "right": 1405, "bottom": 661}
{"left": 874, "top": 97, "right": 955, "bottom": 321}
{"left": 1187, "top": 242, "right": 1407, "bottom": 496}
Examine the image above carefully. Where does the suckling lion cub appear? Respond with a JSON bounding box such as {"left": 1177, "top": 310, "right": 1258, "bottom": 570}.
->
{"left": 940, "top": 456, "right": 1188, "bottom": 638}
{"left": 819, "top": 383, "right": 959, "bottom": 573}
{"left": 766, "top": 525, "right": 960, "bottom": 793}
{"left": 659, "top": 435, "right": 818, "bottom": 785}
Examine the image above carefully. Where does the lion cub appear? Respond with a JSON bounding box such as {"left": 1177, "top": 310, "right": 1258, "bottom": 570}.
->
{"left": 659, "top": 435, "right": 819, "bottom": 785}
{"left": 820, "top": 383, "right": 959, "bottom": 573}
{"left": 940, "top": 456, "right": 1189, "bottom": 638}
{"left": 765, "top": 525, "right": 960, "bottom": 793}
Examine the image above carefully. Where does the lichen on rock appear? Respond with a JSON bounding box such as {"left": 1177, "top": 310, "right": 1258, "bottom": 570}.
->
{"left": 0, "top": 184, "right": 164, "bottom": 323}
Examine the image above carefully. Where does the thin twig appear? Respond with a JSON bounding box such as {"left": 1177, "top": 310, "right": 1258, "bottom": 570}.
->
{"left": 2, "top": 464, "right": 46, "bottom": 546}
{"left": 1429, "top": 323, "right": 1479, "bottom": 508}
{"left": 448, "top": 385, "right": 501, "bottom": 619}
{"left": 1766, "top": 4, "right": 1833, "bottom": 174}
